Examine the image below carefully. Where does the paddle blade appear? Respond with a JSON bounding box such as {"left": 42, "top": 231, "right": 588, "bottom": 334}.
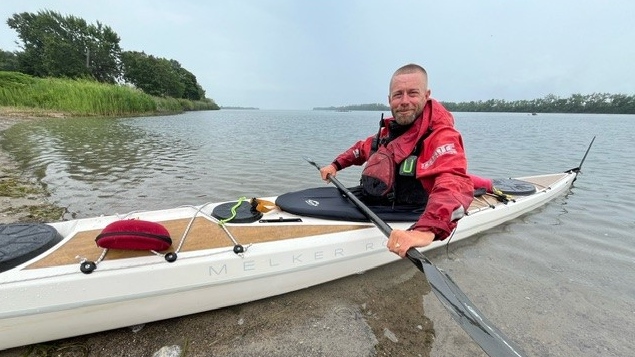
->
{"left": 407, "top": 249, "right": 526, "bottom": 357}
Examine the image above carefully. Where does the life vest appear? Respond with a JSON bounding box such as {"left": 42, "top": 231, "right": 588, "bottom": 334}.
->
{"left": 361, "top": 107, "right": 432, "bottom": 206}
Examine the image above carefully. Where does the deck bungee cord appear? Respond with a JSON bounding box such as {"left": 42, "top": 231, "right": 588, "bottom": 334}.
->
{"left": 78, "top": 200, "right": 256, "bottom": 273}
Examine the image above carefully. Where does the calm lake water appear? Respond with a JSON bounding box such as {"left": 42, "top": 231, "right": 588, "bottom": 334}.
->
{"left": 2, "top": 110, "right": 634, "bottom": 356}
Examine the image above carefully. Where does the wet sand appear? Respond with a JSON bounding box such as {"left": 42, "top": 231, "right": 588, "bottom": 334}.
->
{"left": 0, "top": 114, "right": 442, "bottom": 357}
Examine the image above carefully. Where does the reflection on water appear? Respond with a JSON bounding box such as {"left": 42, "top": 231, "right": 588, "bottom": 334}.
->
{"left": 2, "top": 110, "right": 635, "bottom": 356}
{"left": 2, "top": 116, "right": 199, "bottom": 216}
{"left": 2, "top": 111, "right": 381, "bottom": 216}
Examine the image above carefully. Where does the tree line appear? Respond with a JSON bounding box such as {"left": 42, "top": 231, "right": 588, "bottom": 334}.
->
{"left": 312, "top": 93, "right": 635, "bottom": 114}
{"left": 442, "top": 93, "right": 635, "bottom": 114}
{"left": 1, "top": 10, "right": 216, "bottom": 107}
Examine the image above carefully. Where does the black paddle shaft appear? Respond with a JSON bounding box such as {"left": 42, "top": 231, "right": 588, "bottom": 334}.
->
{"left": 305, "top": 157, "right": 526, "bottom": 357}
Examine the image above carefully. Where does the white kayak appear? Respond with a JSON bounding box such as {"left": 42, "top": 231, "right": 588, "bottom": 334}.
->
{"left": 0, "top": 168, "right": 580, "bottom": 350}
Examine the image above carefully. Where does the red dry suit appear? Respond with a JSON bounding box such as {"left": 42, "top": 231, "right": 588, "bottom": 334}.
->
{"left": 331, "top": 99, "right": 474, "bottom": 240}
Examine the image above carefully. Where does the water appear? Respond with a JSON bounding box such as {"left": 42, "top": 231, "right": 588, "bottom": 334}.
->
{"left": 2, "top": 110, "right": 634, "bottom": 356}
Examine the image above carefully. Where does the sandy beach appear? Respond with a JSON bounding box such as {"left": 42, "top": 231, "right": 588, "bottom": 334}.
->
{"left": 0, "top": 114, "right": 441, "bottom": 357}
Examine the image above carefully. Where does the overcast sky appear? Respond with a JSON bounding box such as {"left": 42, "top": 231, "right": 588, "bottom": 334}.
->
{"left": 1, "top": 0, "right": 634, "bottom": 110}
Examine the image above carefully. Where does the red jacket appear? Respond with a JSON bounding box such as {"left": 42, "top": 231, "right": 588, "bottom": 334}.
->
{"left": 332, "top": 99, "right": 474, "bottom": 240}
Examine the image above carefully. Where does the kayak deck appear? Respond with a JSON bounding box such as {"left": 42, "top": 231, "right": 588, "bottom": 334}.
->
{"left": 27, "top": 219, "right": 371, "bottom": 269}
{"left": 24, "top": 172, "right": 570, "bottom": 270}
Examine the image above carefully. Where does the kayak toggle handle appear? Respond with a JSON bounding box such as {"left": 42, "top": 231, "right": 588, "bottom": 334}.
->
{"left": 233, "top": 244, "right": 245, "bottom": 254}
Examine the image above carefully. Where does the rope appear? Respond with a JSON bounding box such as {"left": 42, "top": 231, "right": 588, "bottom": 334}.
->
{"left": 218, "top": 197, "right": 248, "bottom": 225}
{"left": 174, "top": 202, "right": 216, "bottom": 253}
{"left": 178, "top": 203, "right": 245, "bottom": 251}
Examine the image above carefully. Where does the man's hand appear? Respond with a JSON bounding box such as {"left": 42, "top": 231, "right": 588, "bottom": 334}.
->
{"left": 319, "top": 163, "right": 338, "bottom": 182}
{"left": 387, "top": 229, "right": 435, "bottom": 258}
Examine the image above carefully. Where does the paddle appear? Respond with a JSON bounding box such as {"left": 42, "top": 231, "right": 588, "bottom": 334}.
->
{"left": 305, "top": 157, "right": 525, "bottom": 357}
{"left": 568, "top": 136, "right": 596, "bottom": 176}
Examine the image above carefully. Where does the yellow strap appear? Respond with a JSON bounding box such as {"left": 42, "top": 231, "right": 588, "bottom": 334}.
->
{"left": 490, "top": 187, "right": 515, "bottom": 203}
{"left": 251, "top": 198, "right": 278, "bottom": 213}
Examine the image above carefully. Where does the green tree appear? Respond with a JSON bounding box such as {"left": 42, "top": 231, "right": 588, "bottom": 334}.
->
{"left": 121, "top": 51, "right": 206, "bottom": 100}
{"left": 121, "top": 51, "right": 184, "bottom": 97}
{"left": 169, "top": 60, "right": 206, "bottom": 100}
{"left": 0, "top": 49, "right": 18, "bottom": 71}
{"left": 6, "top": 10, "right": 122, "bottom": 83}
{"left": 442, "top": 92, "right": 635, "bottom": 114}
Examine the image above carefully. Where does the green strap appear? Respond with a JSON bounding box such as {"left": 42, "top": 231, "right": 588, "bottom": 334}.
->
{"left": 218, "top": 197, "right": 248, "bottom": 225}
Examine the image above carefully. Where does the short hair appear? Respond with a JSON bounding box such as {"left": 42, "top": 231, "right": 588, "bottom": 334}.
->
{"left": 393, "top": 63, "right": 427, "bottom": 77}
{"left": 389, "top": 63, "right": 428, "bottom": 92}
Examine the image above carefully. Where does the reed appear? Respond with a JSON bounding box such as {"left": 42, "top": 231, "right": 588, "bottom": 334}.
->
{"left": 0, "top": 71, "right": 217, "bottom": 116}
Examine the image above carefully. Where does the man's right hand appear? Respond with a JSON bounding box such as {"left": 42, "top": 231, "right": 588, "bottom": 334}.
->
{"left": 319, "top": 163, "right": 338, "bottom": 182}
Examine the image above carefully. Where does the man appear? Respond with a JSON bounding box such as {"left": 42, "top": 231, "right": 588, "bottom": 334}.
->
{"left": 319, "top": 63, "right": 474, "bottom": 257}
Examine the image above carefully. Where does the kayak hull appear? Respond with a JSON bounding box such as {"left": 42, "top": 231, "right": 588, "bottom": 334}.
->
{"left": 0, "top": 171, "right": 576, "bottom": 349}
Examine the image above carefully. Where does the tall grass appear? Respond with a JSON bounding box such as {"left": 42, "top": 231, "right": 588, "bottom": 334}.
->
{"left": 0, "top": 71, "right": 218, "bottom": 116}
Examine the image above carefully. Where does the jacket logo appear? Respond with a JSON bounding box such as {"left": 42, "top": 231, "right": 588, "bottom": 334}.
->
{"left": 420, "top": 143, "right": 457, "bottom": 169}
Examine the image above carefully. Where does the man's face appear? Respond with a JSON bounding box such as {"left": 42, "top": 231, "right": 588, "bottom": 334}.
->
{"left": 388, "top": 72, "right": 430, "bottom": 125}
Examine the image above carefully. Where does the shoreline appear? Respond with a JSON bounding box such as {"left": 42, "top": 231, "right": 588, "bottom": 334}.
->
{"left": 0, "top": 113, "right": 435, "bottom": 356}
{"left": 0, "top": 114, "right": 65, "bottom": 224}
